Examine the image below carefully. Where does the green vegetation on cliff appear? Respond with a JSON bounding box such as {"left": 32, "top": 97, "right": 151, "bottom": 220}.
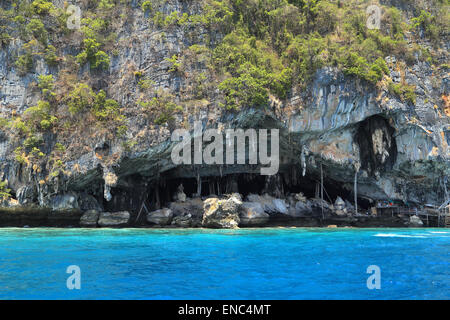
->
{"left": 0, "top": 181, "right": 11, "bottom": 202}
{"left": 147, "top": 0, "right": 446, "bottom": 109}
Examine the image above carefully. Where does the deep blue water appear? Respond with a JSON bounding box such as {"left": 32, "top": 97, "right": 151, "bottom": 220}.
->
{"left": 0, "top": 228, "right": 448, "bottom": 300}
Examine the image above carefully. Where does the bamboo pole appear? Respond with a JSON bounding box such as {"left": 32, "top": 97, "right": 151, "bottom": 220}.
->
{"left": 155, "top": 182, "right": 160, "bottom": 209}
{"left": 354, "top": 171, "right": 358, "bottom": 215}
{"left": 321, "top": 163, "right": 324, "bottom": 220}
{"left": 354, "top": 162, "right": 360, "bottom": 215}
{"left": 196, "top": 172, "right": 201, "bottom": 197}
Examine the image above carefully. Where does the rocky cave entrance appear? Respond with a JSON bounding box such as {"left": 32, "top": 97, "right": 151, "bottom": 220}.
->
{"left": 102, "top": 115, "right": 393, "bottom": 215}
{"left": 121, "top": 166, "right": 372, "bottom": 213}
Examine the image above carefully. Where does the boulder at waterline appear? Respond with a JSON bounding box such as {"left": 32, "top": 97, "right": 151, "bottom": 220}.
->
{"left": 246, "top": 194, "right": 288, "bottom": 215}
{"left": 169, "top": 198, "right": 203, "bottom": 226}
{"left": 171, "top": 213, "right": 192, "bottom": 227}
{"left": 246, "top": 194, "right": 272, "bottom": 212}
{"left": 98, "top": 211, "right": 130, "bottom": 227}
{"left": 147, "top": 208, "right": 173, "bottom": 226}
{"left": 310, "top": 198, "right": 334, "bottom": 214}
{"left": 273, "top": 199, "right": 288, "bottom": 214}
{"left": 239, "top": 202, "right": 270, "bottom": 226}
{"left": 80, "top": 210, "right": 100, "bottom": 228}
{"left": 202, "top": 194, "right": 241, "bottom": 229}
{"left": 288, "top": 200, "right": 313, "bottom": 217}
{"left": 408, "top": 215, "right": 424, "bottom": 227}
{"left": 334, "top": 196, "right": 347, "bottom": 216}
{"left": 170, "top": 198, "right": 203, "bottom": 215}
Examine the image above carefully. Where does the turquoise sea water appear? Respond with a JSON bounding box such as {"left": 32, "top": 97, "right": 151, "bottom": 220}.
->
{"left": 0, "top": 228, "right": 448, "bottom": 300}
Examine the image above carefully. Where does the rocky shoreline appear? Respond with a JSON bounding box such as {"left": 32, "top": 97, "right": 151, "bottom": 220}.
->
{"left": 0, "top": 191, "right": 432, "bottom": 229}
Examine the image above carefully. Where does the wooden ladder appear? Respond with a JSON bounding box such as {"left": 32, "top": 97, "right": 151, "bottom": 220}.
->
{"left": 135, "top": 193, "right": 150, "bottom": 224}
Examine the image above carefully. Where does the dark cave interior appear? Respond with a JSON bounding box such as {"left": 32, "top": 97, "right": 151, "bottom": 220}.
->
{"left": 104, "top": 166, "right": 372, "bottom": 214}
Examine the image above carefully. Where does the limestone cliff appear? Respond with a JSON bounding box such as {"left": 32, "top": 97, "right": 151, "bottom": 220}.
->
{"left": 0, "top": 0, "right": 448, "bottom": 217}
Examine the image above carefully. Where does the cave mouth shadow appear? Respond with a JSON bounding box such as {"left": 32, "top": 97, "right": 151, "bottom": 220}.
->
{"left": 141, "top": 168, "right": 372, "bottom": 211}
{"left": 355, "top": 115, "right": 397, "bottom": 176}
{"left": 103, "top": 158, "right": 375, "bottom": 214}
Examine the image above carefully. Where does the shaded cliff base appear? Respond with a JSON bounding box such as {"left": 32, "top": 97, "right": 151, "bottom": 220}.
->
{"left": 0, "top": 190, "right": 445, "bottom": 229}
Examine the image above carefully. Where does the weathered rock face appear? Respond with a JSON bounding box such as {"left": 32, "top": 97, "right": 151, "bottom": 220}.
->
{"left": 80, "top": 210, "right": 100, "bottom": 228}
{"left": 98, "top": 211, "right": 130, "bottom": 228}
{"left": 239, "top": 202, "right": 270, "bottom": 226}
{"left": 17, "top": 186, "right": 36, "bottom": 206}
{"left": 202, "top": 194, "right": 241, "bottom": 229}
{"left": 78, "top": 194, "right": 103, "bottom": 212}
{"left": 147, "top": 208, "right": 173, "bottom": 226}
{"left": 284, "top": 63, "right": 449, "bottom": 206}
{"left": 49, "top": 193, "right": 79, "bottom": 211}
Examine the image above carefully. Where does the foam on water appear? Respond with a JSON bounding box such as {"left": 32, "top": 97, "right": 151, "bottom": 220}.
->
{"left": 374, "top": 233, "right": 427, "bottom": 238}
